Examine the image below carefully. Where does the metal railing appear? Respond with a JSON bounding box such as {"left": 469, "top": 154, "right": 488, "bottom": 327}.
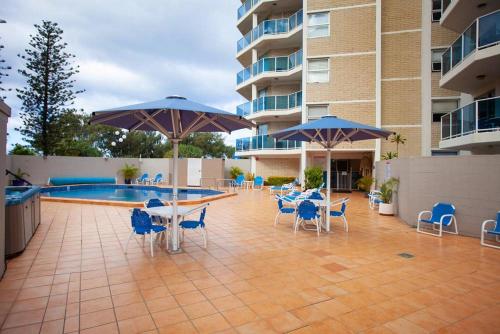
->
{"left": 442, "top": 10, "right": 500, "bottom": 76}
{"left": 236, "top": 91, "right": 302, "bottom": 117}
{"left": 237, "top": 9, "right": 303, "bottom": 53}
{"left": 237, "top": 0, "right": 261, "bottom": 20}
{"left": 441, "top": 96, "right": 500, "bottom": 140}
{"left": 236, "top": 49, "right": 303, "bottom": 85}
{"left": 236, "top": 134, "right": 301, "bottom": 151}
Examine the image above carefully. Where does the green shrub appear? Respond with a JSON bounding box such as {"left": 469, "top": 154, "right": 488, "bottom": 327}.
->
{"left": 265, "top": 176, "right": 296, "bottom": 186}
{"left": 304, "top": 166, "right": 323, "bottom": 190}
{"left": 355, "top": 176, "right": 375, "bottom": 192}
{"left": 379, "top": 177, "right": 399, "bottom": 204}
{"left": 245, "top": 172, "right": 254, "bottom": 181}
{"left": 229, "top": 166, "right": 243, "bottom": 179}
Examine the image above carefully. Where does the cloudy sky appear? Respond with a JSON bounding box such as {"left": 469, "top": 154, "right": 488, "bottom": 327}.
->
{"left": 0, "top": 0, "right": 251, "bottom": 151}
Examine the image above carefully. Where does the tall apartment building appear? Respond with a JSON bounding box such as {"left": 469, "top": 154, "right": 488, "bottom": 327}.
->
{"left": 234, "top": 0, "right": 500, "bottom": 189}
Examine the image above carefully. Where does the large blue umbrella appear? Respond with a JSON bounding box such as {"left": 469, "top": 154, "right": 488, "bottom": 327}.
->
{"left": 90, "top": 96, "right": 254, "bottom": 252}
{"left": 271, "top": 115, "right": 392, "bottom": 232}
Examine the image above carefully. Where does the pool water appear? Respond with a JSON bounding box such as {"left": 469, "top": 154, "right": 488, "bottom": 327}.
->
{"left": 41, "top": 185, "right": 222, "bottom": 202}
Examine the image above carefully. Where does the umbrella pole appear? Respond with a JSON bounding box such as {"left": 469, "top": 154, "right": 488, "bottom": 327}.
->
{"left": 170, "top": 139, "right": 181, "bottom": 253}
{"left": 326, "top": 148, "right": 331, "bottom": 232}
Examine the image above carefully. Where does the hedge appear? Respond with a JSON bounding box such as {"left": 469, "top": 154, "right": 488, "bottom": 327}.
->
{"left": 264, "top": 176, "right": 296, "bottom": 186}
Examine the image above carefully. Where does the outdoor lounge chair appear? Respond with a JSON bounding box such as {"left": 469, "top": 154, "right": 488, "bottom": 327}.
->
{"left": 180, "top": 205, "right": 208, "bottom": 248}
{"left": 254, "top": 176, "right": 264, "bottom": 190}
{"left": 125, "top": 209, "right": 167, "bottom": 257}
{"left": 232, "top": 174, "right": 245, "bottom": 188}
{"left": 269, "top": 182, "right": 295, "bottom": 195}
{"left": 330, "top": 198, "right": 349, "bottom": 232}
{"left": 274, "top": 195, "right": 295, "bottom": 226}
{"left": 136, "top": 173, "right": 149, "bottom": 184}
{"left": 294, "top": 200, "right": 321, "bottom": 236}
{"left": 149, "top": 173, "right": 163, "bottom": 185}
{"left": 481, "top": 211, "right": 500, "bottom": 249}
{"left": 417, "top": 202, "right": 458, "bottom": 237}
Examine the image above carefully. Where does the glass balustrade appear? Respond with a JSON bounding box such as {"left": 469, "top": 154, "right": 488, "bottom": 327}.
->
{"left": 238, "top": 0, "right": 261, "bottom": 20}
{"left": 441, "top": 96, "right": 500, "bottom": 140}
{"left": 236, "top": 135, "right": 301, "bottom": 152}
{"left": 237, "top": 10, "right": 303, "bottom": 53}
{"left": 236, "top": 49, "right": 303, "bottom": 85}
{"left": 236, "top": 91, "right": 302, "bottom": 117}
{"left": 442, "top": 10, "right": 500, "bottom": 76}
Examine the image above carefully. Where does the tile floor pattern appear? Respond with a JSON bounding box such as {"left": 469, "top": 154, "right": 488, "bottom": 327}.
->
{"left": 0, "top": 191, "right": 499, "bottom": 334}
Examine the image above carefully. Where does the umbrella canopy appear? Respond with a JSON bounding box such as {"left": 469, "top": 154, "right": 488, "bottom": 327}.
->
{"left": 271, "top": 115, "right": 392, "bottom": 232}
{"left": 90, "top": 96, "right": 254, "bottom": 253}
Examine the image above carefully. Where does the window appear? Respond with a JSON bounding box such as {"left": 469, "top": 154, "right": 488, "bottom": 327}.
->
{"left": 308, "top": 105, "right": 328, "bottom": 120}
{"left": 307, "top": 59, "right": 329, "bottom": 83}
{"left": 257, "top": 124, "right": 268, "bottom": 135}
{"left": 432, "top": 150, "right": 458, "bottom": 156}
{"left": 432, "top": 99, "right": 459, "bottom": 122}
{"left": 308, "top": 12, "right": 329, "bottom": 38}
{"left": 432, "top": 0, "right": 442, "bottom": 22}
{"left": 431, "top": 49, "right": 445, "bottom": 72}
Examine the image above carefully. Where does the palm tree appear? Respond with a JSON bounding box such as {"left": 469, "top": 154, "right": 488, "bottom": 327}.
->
{"left": 382, "top": 151, "right": 398, "bottom": 160}
{"left": 390, "top": 133, "right": 407, "bottom": 156}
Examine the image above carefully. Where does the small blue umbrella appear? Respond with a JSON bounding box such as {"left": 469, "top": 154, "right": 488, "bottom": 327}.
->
{"left": 271, "top": 115, "right": 392, "bottom": 232}
{"left": 90, "top": 96, "right": 254, "bottom": 252}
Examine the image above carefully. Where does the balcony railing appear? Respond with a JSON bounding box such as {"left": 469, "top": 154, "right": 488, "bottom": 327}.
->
{"left": 237, "top": 9, "right": 303, "bottom": 53}
{"left": 442, "top": 10, "right": 500, "bottom": 76}
{"left": 441, "top": 96, "right": 500, "bottom": 140}
{"left": 236, "top": 49, "right": 303, "bottom": 85}
{"left": 236, "top": 135, "right": 301, "bottom": 152}
{"left": 237, "top": 0, "right": 260, "bottom": 20}
{"left": 236, "top": 91, "right": 302, "bottom": 117}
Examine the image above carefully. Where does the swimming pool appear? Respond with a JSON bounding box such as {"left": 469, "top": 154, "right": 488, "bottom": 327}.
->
{"left": 40, "top": 184, "right": 224, "bottom": 204}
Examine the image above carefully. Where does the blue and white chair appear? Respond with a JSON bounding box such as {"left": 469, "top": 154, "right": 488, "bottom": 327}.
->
{"left": 136, "top": 173, "right": 149, "bottom": 184}
{"left": 274, "top": 195, "right": 296, "bottom": 226}
{"left": 330, "top": 198, "right": 349, "bottom": 232}
{"left": 481, "top": 212, "right": 500, "bottom": 249}
{"left": 254, "top": 176, "right": 264, "bottom": 190}
{"left": 180, "top": 205, "right": 208, "bottom": 248}
{"left": 269, "top": 182, "right": 295, "bottom": 195}
{"left": 294, "top": 200, "right": 321, "bottom": 236}
{"left": 368, "top": 190, "right": 382, "bottom": 209}
{"left": 150, "top": 173, "right": 163, "bottom": 185}
{"left": 417, "top": 202, "right": 458, "bottom": 237}
{"left": 144, "top": 198, "right": 167, "bottom": 224}
{"left": 232, "top": 174, "right": 245, "bottom": 188}
{"left": 125, "top": 209, "right": 167, "bottom": 257}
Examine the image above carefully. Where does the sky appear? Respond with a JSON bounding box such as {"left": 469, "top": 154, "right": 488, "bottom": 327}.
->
{"left": 0, "top": 0, "right": 251, "bottom": 151}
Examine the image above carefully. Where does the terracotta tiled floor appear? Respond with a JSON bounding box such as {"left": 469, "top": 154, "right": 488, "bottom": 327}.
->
{"left": 1, "top": 191, "right": 499, "bottom": 333}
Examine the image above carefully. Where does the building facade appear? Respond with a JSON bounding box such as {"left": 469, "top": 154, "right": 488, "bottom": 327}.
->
{"left": 234, "top": 0, "right": 499, "bottom": 188}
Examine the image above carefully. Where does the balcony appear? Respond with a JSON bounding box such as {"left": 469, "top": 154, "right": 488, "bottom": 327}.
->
{"left": 237, "top": 10, "right": 303, "bottom": 65}
{"left": 236, "top": 134, "right": 301, "bottom": 155}
{"left": 236, "top": 49, "right": 303, "bottom": 99}
{"left": 440, "top": 96, "right": 500, "bottom": 150}
{"left": 236, "top": 91, "right": 302, "bottom": 121}
{"left": 441, "top": 0, "right": 500, "bottom": 32}
{"left": 237, "top": 0, "right": 302, "bottom": 33}
{"left": 440, "top": 10, "right": 500, "bottom": 93}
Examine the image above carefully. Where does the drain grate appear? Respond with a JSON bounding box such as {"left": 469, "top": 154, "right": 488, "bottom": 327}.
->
{"left": 398, "top": 252, "right": 415, "bottom": 259}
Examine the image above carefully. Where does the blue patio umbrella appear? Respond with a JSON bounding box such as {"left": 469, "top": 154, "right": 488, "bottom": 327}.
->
{"left": 271, "top": 115, "right": 392, "bottom": 232}
{"left": 90, "top": 96, "right": 254, "bottom": 252}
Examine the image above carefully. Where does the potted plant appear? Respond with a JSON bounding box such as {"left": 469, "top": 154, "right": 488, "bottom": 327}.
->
{"left": 119, "top": 164, "right": 139, "bottom": 184}
{"left": 229, "top": 166, "right": 243, "bottom": 179}
{"left": 11, "top": 168, "right": 30, "bottom": 186}
{"left": 245, "top": 172, "right": 255, "bottom": 182}
{"left": 378, "top": 177, "right": 399, "bottom": 216}
{"left": 355, "top": 176, "right": 375, "bottom": 197}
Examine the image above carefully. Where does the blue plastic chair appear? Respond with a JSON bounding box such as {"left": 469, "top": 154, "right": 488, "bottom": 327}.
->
{"left": 330, "top": 198, "right": 349, "bottom": 232}
{"left": 308, "top": 191, "right": 324, "bottom": 200}
{"left": 136, "top": 173, "right": 149, "bottom": 184}
{"left": 254, "top": 176, "right": 264, "bottom": 190}
{"left": 144, "top": 198, "right": 166, "bottom": 224}
{"left": 150, "top": 173, "right": 163, "bottom": 185}
{"left": 481, "top": 211, "right": 500, "bottom": 249}
{"left": 274, "top": 196, "right": 295, "bottom": 226}
{"left": 125, "top": 209, "right": 167, "bottom": 256}
{"left": 294, "top": 200, "right": 321, "bottom": 236}
{"left": 233, "top": 174, "right": 245, "bottom": 188}
{"left": 417, "top": 202, "right": 458, "bottom": 237}
{"left": 180, "top": 206, "right": 208, "bottom": 248}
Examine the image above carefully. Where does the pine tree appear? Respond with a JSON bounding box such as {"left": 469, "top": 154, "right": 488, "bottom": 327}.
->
{"left": 0, "top": 35, "right": 11, "bottom": 101}
{"left": 16, "top": 21, "right": 83, "bottom": 155}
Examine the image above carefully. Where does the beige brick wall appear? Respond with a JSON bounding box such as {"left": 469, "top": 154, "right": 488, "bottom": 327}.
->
{"left": 431, "top": 72, "right": 460, "bottom": 97}
{"left": 382, "top": 79, "right": 421, "bottom": 125}
{"left": 308, "top": 6, "right": 375, "bottom": 56}
{"left": 308, "top": 0, "right": 375, "bottom": 11}
{"left": 431, "top": 122, "right": 441, "bottom": 148}
{"left": 431, "top": 22, "right": 458, "bottom": 47}
{"left": 307, "top": 140, "right": 375, "bottom": 150}
{"left": 307, "top": 54, "right": 375, "bottom": 102}
{"left": 329, "top": 102, "right": 376, "bottom": 125}
{"left": 256, "top": 157, "right": 300, "bottom": 178}
{"left": 382, "top": 32, "right": 421, "bottom": 78}
{"left": 381, "top": 126, "right": 421, "bottom": 157}
{"left": 381, "top": 0, "right": 421, "bottom": 32}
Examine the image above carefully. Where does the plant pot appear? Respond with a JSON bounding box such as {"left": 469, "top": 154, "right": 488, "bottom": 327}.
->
{"left": 11, "top": 180, "right": 25, "bottom": 186}
{"left": 379, "top": 203, "right": 394, "bottom": 216}
{"left": 124, "top": 178, "right": 132, "bottom": 185}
